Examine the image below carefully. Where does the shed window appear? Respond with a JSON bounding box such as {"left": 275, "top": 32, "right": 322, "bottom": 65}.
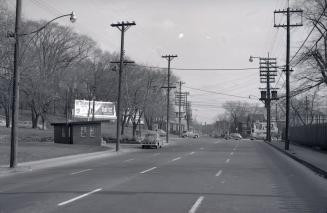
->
{"left": 81, "top": 126, "right": 87, "bottom": 137}
{"left": 90, "top": 126, "right": 96, "bottom": 137}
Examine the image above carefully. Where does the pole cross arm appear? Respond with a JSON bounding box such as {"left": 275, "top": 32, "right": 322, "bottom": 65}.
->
{"left": 110, "top": 60, "right": 135, "bottom": 64}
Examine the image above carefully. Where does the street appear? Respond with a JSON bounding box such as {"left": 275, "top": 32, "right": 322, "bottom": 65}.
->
{"left": 0, "top": 137, "right": 326, "bottom": 213}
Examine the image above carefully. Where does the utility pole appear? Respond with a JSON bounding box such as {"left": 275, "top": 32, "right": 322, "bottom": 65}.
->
{"left": 274, "top": 7, "right": 303, "bottom": 150}
{"left": 257, "top": 54, "right": 278, "bottom": 142}
{"left": 162, "top": 55, "right": 177, "bottom": 143}
{"left": 175, "top": 81, "right": 188, "bottom": 137}
{"left": 305, "top": 96, "right": 308, "bottom": 125}
{"left": 10, "top": 0, "right": 22, "bottom": 168}
{"left": 185, "top": 94, "right": 190, "bottom": 131}
{"left": 111, "top": 21, "right": 136, "bottom": 152}
{"left": 177, "top": 81, "right": 184, "bottom": 137}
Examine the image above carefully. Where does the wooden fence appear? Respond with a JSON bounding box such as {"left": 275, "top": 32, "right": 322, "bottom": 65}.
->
{"left": 289, "top": 123, "right": 327, "bottom": 149}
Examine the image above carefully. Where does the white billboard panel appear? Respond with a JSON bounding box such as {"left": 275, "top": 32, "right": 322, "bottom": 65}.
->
{"left": 74, "top": 100, "right": 116, "bottom": 119}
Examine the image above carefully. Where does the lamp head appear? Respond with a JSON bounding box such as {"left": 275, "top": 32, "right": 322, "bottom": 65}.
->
{"left": 249, "top": 56, "right": 254, "bottom": 63}
{"left": 70, "top": 11, "right": 77, "bottom": 23}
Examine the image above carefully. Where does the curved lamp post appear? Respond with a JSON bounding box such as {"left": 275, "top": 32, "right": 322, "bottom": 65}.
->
{"left": 9, "top": 1, "right": 76, "bottom": 168}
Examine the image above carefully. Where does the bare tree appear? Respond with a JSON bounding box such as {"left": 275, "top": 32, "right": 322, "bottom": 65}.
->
{"left": 20, "top": 21, "right": 95, "bottom": 128}
{"left": 294, "top": 0, "right": 327, "bottom": 92}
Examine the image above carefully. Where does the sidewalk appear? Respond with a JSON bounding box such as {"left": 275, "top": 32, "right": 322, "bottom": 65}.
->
{"left": 266, "top": 140, "right": 327, "bottom": 179}
{"left": 0, "top": 136, "right": 181, "bottom": 178}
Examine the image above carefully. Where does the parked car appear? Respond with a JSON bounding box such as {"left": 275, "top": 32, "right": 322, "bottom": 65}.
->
{"left": 225, "top": 133, "right": 243, "bottom": 140}
{"left": 156, "top": 129, "right": 166, "bottom": 137}
{"left": 182, "top": 131, "right": 199, "bottom": 138}
{"left": 141, "top": 132, "right": 164, "bottom": 149}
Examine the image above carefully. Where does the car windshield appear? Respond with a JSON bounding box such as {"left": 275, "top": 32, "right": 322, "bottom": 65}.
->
{"left": 145, "top": 134, "right": 156, "bottom": 139}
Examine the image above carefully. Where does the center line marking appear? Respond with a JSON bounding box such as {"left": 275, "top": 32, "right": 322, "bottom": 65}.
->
{"left": 58, "top": 188, "right": 102, "bottom": 206}
{"left": 140, "top": 167, "right": 157, "bottom": 174}
{"left": 70, "top": 169, "right": 92, "bottom": 175}
{"left": 226, "top": 159, "right": 230, "bottom": 163}
{"left": 230, "top": 152, "right": 234, "bottom": 155}
{"left": 123, "top": 158, "right": 134, "bottom": 162}
{"left": 215, "top": 169, "right": 223, "bottom": 177}
{"left": 189, "top": 196, "right": 204, "bottom": 213}
{"left": 172, "top": 157, "right": 181, "bottom": 162}
{"left": 190, "top": 151, "right": 195, "bottom": 155}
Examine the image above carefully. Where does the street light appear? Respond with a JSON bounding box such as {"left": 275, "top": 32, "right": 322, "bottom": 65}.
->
{"left": 9, "top": 0, "right": 76, "bottom": 168}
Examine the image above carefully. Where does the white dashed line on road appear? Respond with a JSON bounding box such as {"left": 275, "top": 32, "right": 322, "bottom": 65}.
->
{"left": 123, "top": 158, "right": 134, "bottom": 162}
{"left": 189, "top": 196, "right": 204, "bottom": 213}
{"left": 140, "top": 167, "right": 157, "bottom": 174}
{"left": 58, "top": 188, "right": 102, "bottom": 206}
{"left": 189, "top": 151, "right": 195, "bottom": 155}
{"left": 171, "top": 157, "right": 181, "bottom": 162}
{"left": 215, "top": 169, "right": 223, "bottom": 177}
{"left": 70, "top": 169, "right": 92, "bottom": 175}
{"left": 230, "top": 152, "right": 234, "bottom": 155}
{"left": 225, "top": 158, "right": 230, "bottom": 163}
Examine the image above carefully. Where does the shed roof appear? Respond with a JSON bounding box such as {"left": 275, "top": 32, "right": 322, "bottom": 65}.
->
{"left": 51, "top": 121, "right": 102, "bottom": 126}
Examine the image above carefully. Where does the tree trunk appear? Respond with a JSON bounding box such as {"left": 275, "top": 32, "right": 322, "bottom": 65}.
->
{"left": 31, "top": 109, "right": 39, "bottom": 129}
{"left": 132, "top": 122, "right": 137, "bottom": 140}
{"left": 4, "top": 105, "right": 10, "bottom": 128}
{"left": 121, "top": 112, "right": 128, "bottom": 135}
{"left": 41, "top": 115, "right": 46, "bottom": 130}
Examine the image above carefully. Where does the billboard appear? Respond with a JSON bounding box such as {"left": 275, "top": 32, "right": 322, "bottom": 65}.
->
{"left": 74, "top": 100, "right": 116, "bottom": 119}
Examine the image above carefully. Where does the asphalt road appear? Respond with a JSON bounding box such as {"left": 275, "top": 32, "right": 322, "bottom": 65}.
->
{"left": 0, "top": 137, "right": 326, "bottom": 213}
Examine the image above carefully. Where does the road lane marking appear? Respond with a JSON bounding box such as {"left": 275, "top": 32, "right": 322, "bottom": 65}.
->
{"left": 70, "top": 169, "right": 92, "bottom": 175}
{"left": 189, "top": 151, "right": 195, "bottom": 155}
{"left": 225, "top": 159, "right": 230, "bottom": 163}
{"left": 214, "top": 141, "right": 219, "bottom": 144}
{"left": 58, "top": 188, "right": 102, "bottom": 206}
{"left": 189, "top": 196, "right": 204, "bottom": 213}
{"left": 200, "top": 147, "right": 204, "bottom": 150}
{"left": 171, "top": 157, "right": 181, "bottom": 162}
{"left": 215, "top": 169, "right": 223, "bottom": 177}
{"left": 230, "top": 152, "right": 234, "bottom": 155}
{"left": 123, "top": 158, "right": 134, "bottom": 162}
{"left": 140, "top": 167, "right": 157, "bottom": 174}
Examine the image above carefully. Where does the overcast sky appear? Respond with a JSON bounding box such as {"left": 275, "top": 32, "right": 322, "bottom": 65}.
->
{"left": 15, "top": 0, "right": 307, "bottom": 123}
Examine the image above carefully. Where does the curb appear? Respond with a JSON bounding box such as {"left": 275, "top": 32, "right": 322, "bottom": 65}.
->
{"left": 0, "top": 147, "right": 140, "bottom": 178}
{"left": 265, "top": 141, "right": 327, "bottom": 179}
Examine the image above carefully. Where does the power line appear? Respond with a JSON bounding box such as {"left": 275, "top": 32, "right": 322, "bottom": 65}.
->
{"left": 136, "top": 64, "right": 260, "bottom": 71}
{"left": 184, "top": 86, "right": 250, "bottom": 99}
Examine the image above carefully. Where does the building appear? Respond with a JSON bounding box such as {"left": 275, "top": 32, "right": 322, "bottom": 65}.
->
{"left": 51, "top": 121, "right": 102, "bottom": 145}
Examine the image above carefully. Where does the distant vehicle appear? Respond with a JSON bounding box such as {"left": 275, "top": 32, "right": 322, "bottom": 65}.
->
{"left": 251, "top": 121, "right": 278, "bottom": 140}
{"left": 156, "top": 129, "right": 166, "bottom": 137}
{"left": 141, "top": 132, "right": 164, "bottom": 149}
{"left": 225, "top": 133, "right": 242, "bottom": 140}
{"left": 182, "top": 131, "right": 199, "bottom": 138}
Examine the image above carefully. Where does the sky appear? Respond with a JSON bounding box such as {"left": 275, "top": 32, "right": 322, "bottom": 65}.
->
{"left": 11, "top": 0, "right": 308, "bottom": 123}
